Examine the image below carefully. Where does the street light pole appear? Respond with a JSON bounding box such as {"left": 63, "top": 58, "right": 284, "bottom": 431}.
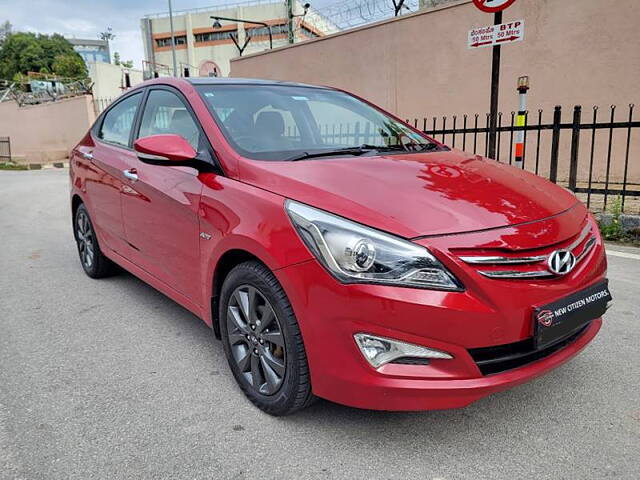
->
{"left": 168, "top": 0, "right": 178, "bottom": 77}
{"left": 288, "top": 2, "right": 310, "bottom": 44}
{"left": 287, "top": 0, "right": 295, "bottom": 44}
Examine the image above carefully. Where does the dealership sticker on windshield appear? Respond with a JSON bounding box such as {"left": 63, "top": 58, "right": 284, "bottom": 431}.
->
{"left": 533, "top": 280, "right": 611, "bottom": 349}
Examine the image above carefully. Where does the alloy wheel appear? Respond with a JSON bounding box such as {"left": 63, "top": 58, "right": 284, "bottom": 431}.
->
{"left": 76, "top": 210, "right": 95, "bottom": 270}
{"left": 226, "top": 285, "right": 286, "bottom": 395}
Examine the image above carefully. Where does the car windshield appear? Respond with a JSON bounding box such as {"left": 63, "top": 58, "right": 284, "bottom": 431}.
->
{"left": 196, "top": 84, "right": 435, "bottom": 161}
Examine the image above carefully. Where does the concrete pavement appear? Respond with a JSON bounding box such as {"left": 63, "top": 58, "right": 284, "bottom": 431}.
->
{"left": 1, "top": 170, "right": 638, "bottom": 480}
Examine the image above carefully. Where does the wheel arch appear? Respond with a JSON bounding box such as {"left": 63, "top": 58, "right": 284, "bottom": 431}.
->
{"left": 210, "top": 248, "right": 268, "bottom": 339}
{"left": 71, "top": 193, "right": 83, "bottom": 214}
{"left": 71, "top": 193, "right": 84, "bottom": 237}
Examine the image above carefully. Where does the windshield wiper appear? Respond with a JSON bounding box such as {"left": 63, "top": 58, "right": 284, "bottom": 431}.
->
{"left": 285, "top": 142, "right": 441, "bottom": 162}
{"left": 357, "top": 144, "right": 405, "bottom": 151}
{"left": 417, "top": 142, "right": 441, "bottom": 151}
{"left": 360, "top": 142, "right": 441, "bottom": 152}
{"left": 285, "top": 146, "right": 376, "bottom": 162}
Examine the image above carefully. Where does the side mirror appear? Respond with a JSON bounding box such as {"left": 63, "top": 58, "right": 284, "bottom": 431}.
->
{"left": 134, "top": 134, "right": 197, "bottom": 165}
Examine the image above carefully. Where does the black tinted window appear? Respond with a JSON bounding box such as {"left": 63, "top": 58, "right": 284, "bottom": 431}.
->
{"left": 99, "top": 93, "right": 141, "bottom": 147}
{"left": 138, "top": 89, "right": 200, "bottom": 150}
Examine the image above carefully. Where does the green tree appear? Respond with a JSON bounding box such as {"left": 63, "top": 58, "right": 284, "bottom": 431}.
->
{"left": 40, "top": 33, "right": 77, "bottom": 66}
{"left": 0, "top": 31, "right": 87, "bottom": 79}
{"left": 52, "top": 54, "right": 87, "bottom": 78}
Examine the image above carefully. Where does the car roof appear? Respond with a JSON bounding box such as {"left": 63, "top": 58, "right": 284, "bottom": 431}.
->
{"left": 185, "top": 77, "right": 331, "bottom": 90}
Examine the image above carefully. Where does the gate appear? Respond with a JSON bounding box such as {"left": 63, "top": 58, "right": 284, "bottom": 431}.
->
{"left": 0, "top": 136, "right": 10, "bottom": 162}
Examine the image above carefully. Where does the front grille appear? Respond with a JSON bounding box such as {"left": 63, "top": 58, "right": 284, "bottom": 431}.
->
{"left": 455, "top": 222, "right": 595, "bottom": 280}
{"left": 468, "top": 323, "right": 590, "bottom": 375}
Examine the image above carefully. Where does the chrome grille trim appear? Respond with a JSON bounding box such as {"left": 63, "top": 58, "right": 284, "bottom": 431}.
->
{"left": 566, "top": 224, "right": 593, "bottom": 251}
{"left": 462, "top": 223, "right": 596, "bottom": 280}
{"left": 459, "top": 224, "right": 592, "bottom": 267}
{"left": 575, "top": 236, "right": 596, "bottom": 262}
{"left": 478, "top": 270, "right": 555, "bottom": 279}
{"left": 459, "top": 255, "right": 546, "bottom": 265}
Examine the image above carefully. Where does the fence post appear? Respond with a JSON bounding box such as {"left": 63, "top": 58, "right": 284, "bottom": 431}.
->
{"left": 621, "top": 104, "right": 634, "bottom": 212}
{"left": 603, "top": 105, "right": 616, "bottom": 211}
{"left": 549, "top": 105, "right": 562, "bottom": 183}
{"left": 568, "top": 105, "right": 582, "bottom": 191}
{"left": 452, "top": 115, "right": 457, "bottom": 148}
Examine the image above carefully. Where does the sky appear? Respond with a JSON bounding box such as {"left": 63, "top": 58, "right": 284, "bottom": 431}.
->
{"left": 1, "top": 0, "right": 337, "bottom": 69}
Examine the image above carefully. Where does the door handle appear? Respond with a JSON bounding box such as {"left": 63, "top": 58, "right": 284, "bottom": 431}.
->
{"left": 123, "top": 168, "right": 138, "bottom": 182}
{"left": 82, "top": 152, "right": 94, "bottom": 161}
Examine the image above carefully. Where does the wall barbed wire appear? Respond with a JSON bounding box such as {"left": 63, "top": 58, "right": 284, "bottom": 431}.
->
{"left": 316, "top": 0, "right": 421, "bottom": 29}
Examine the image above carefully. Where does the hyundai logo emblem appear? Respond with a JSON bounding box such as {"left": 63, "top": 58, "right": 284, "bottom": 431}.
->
{"left": 547, "top": 249, "right": 577, "bottom": 275}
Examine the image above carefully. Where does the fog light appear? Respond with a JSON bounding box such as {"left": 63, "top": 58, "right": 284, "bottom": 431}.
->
{"left": 353, "top": 333, "right": 453, "bottom": 368}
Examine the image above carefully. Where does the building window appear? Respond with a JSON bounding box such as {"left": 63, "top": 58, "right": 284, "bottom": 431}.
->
{"left": 190, "top": 23, "right": 319, "bottom": 44}
{"left": 245, "top": 23, "right": 319, "bottom": 39}
{"left": 246, "top": 24, "right": 287, "bottom": 37}
{"left": 194, "top": 30, "right": 237, "bottom": 43}
{"left": 300, "top": 26, "right": 319, "bottom": 38}
{"left": 155, "top": 35, "right": 186, "bottom": 48}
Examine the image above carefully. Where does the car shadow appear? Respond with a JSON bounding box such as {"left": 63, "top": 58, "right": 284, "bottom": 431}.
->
{"left": 103, "top": 266, "right": 596, "bottom": 436}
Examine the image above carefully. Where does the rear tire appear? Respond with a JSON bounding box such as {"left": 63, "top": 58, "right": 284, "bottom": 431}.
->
{"left": 74, "top": 204, "right": 117, "bottom": 278}
{"left": 219, "top": 261, "right": 316, "bottom": 415}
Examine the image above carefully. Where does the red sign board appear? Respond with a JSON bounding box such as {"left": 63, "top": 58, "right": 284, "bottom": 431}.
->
{"left": 472, "top": 0, "right": 517, "bottom": 13}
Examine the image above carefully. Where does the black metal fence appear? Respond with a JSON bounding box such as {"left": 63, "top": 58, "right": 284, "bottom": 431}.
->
{"left": 89, "top": 96, "right": 639, "bottom": 214}
{"left": 409, "top": 104, "right": 639, "bottom": 213}
{"left": 0, "top": 136, "right": 11, "bottom": 162}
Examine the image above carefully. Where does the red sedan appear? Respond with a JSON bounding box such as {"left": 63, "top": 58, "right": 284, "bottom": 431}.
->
{"left": 70, "top": 78, "right": 611, "bottom": 415}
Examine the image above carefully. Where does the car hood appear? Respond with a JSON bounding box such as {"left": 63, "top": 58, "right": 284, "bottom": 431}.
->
{"left": 238, "top": 149, "right": 579, "bottom": 238}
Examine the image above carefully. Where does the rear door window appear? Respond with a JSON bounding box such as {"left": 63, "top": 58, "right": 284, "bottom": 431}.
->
{"left": 98, "top": 93, "right": 142, "bottom": 147}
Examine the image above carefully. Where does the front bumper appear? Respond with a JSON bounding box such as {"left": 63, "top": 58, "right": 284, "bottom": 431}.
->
{"left": 275, "top": 258, "right": 603, "bottom": 411}
{"left": 317, "top": 319, "right": 600, "bottom": 411}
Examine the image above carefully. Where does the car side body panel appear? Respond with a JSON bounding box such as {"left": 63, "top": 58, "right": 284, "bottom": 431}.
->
{"left": 196, "top": 172, "right": 314, "bottom": 326}
{"left": 120, "top": 162, "right": 203, "bottom": 302}
{"left": 76, "top": 137, "right": 135, "bottom": 255}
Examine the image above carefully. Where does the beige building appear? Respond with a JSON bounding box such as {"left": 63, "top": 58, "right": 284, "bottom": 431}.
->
{"left": 140, "top": 0, "right": 339, "bottom": 78}
{"left": 88, "top": 62, "right": 145, "bottom": 106}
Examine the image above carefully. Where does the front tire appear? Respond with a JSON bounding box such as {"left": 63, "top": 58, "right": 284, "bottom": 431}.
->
{"left": 219, "top": 261, "right": 315, "bottom": 415}
{"left": 74, "top": 204, "right": 117, "bottom": 278}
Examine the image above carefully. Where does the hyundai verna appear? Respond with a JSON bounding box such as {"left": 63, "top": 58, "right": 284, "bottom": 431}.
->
{"left": 70, "top": 78, "right": 611, "bottom": 415}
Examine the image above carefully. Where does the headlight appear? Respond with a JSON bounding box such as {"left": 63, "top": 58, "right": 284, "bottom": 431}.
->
{"left": 285, "top": 200, "right": 463, "bottom": 291}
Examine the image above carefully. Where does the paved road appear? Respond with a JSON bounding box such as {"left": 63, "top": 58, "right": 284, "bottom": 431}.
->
{"left": 1, "top": 170, "right": 638, "bottom": 480}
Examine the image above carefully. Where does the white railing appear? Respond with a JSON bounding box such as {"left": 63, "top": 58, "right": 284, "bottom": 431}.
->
{"left": 143, "top": 0, "right": 282, "bottom": 18}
